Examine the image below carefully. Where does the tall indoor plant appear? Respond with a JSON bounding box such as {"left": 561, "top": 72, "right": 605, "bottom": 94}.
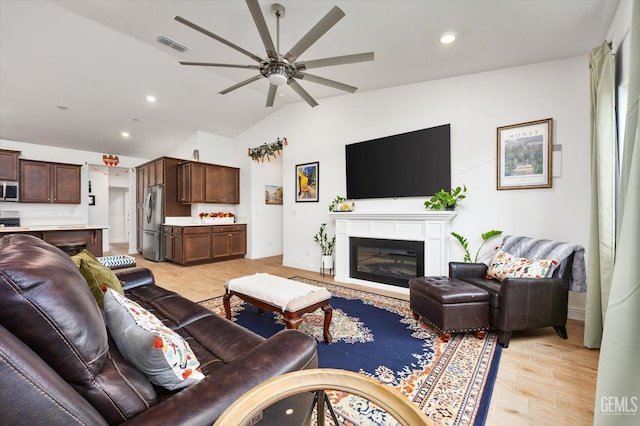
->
{"left": 451, "top": 229, "right": 503, "bottom": 262}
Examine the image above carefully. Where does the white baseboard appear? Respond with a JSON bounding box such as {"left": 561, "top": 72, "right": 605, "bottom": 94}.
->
{"left": 568, "top": 305, "right": 585, "bottom": 321}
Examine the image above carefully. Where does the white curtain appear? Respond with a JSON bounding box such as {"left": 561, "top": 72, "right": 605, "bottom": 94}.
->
{"left": 584, "top": 42, "right": 616, "bottom": 349}
{"left": 593, "top": 1, "right": 640, "bottom": 424}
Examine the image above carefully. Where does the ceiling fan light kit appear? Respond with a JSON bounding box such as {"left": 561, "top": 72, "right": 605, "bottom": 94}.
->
{"left": 174, "top": 0, "right": 374, "bottom": 107}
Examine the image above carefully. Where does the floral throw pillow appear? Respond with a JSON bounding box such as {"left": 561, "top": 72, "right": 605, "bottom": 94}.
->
{"left": 103, "top": 288, "right": 205, "bottom": 390}
{"left": 486, "top": 248, "right": 557, "bottom": 281}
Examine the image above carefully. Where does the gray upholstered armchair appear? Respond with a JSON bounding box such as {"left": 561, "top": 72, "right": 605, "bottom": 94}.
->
{"left": 448, "top": 235, "right": 585, "bottom": 348}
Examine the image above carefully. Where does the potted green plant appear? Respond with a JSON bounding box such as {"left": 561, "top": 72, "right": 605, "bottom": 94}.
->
{"left": 423, "top": 185, "right": 467, "bottom": 210}
{"left": 451, "top": 229, "right": 503, "bottom": 262}
{"left": 329, "top": 195, "right": 353, "bottom": 212}
{"left": 314, "top": 223, "right": 336, "bottom": 269}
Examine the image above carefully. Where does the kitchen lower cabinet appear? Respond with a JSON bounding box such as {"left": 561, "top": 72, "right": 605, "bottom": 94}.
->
{"left": 182, "top": 226, "right": 211, "bottom": 264}
{"left": 163, "top": 224, "right": 246, "bottom": 265}
{"left": 163, "top": 226, "right": 183, "bottom": 264}
{"left": 212, "top": 225, "right": 246, "bottom": 259}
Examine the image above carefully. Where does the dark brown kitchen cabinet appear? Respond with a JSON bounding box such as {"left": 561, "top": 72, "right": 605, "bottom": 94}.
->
{"left": 163, "top": 224, "right": 246, "bottom": 265}
{"left": 205, "top": 165, "right": 240, "bottom": 204}
{"left": 0, "top": 149, "right": 20, "bottom": 180}
{"left": 20, "top": 160, "right": 80, "bottom": 204}
{"left": 163, "top": 226, "right": 183, "bottom": 264}
{"left": 183, "top": 226, "right": 212, "bottom": 264}
{"left": 212, "top": 224, "right": 246, "bottom": 259}
{"left": 177, "top": 162, "right": 205, "bottom": 204}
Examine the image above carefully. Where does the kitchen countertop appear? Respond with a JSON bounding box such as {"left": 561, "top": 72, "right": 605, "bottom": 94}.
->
{"left": 163, "top": 222, "right": 246, "bottom": 227}
{"left": 0, "top": 225, "right": 109, "bottom": 233}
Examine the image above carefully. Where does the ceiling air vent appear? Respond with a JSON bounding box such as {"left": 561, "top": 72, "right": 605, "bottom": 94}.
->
{"left": 156, "top": 34, "right": 189, "bottom": 52}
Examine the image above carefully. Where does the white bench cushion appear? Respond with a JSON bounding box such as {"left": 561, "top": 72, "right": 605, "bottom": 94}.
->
{"left": 225, "top": 273, "right": 331, "bottom": 312}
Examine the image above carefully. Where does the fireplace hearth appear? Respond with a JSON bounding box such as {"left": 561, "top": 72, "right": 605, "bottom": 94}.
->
{"left": 350, "top": 237, "right": 424, "bottom": 288}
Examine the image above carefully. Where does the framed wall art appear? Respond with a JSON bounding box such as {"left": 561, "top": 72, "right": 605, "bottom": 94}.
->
{"left": 265, "top": 185, "right": 283, "bottom": 205}
{"left": 295, "top": 162, "right": 319, "bottom": 202}
{"left": 497, "top": 118, "right": 553, "bottom": 190}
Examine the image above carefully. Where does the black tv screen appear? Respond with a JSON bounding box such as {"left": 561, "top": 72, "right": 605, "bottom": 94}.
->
{"left": 346, "top": 124, "right": 451, "bottom": 199}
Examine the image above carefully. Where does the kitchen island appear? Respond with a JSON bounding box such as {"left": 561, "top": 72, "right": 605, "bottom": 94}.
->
{"left": 0, "top": 225, "right": 107, "bottom": 256}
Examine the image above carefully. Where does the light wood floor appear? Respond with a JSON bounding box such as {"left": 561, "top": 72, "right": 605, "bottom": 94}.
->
{"left": 108, "top": 244, "right": 600, "bottom": 425}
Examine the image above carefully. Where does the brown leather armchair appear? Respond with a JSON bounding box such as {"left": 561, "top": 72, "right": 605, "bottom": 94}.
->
{"left": 449, "top": 253, "right": 574, "bottom": 348}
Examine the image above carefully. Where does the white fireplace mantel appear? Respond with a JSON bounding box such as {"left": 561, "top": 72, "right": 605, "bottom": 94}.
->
{"left": 329, "top": 211, "right": 457, "bottom": 294}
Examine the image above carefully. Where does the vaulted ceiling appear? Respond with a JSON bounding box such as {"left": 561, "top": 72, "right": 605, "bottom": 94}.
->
{"left": 0, "top": 0, "right": 619, "bottom": 158}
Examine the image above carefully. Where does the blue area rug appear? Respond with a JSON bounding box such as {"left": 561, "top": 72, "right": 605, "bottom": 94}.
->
{"left": 200, "top": 277, "right": 501, "bottom": 425}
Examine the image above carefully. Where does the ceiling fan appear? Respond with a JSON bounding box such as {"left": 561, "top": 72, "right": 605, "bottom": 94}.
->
{"left": 174, "top": 0, "right": 374, "bottom": 107}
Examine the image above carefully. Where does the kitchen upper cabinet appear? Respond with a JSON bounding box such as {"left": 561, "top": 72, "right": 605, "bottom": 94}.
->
{"left": 205, "top": 165, "right": 239, "bottom": 204}
{"left": 20, "top": 160, "right": 80, "bottom": 204}
{"left": 52, "top": 163, "right": 82, "bottom": 203}
{"left": 178, "top": 162, "right": 205, "bottom": 204}
{"left": 0, "top": 149, "right": 20, "bottom": 180}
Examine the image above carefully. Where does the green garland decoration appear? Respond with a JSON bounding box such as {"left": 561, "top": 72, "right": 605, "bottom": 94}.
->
{"left": 248, "top": 137, "right": 288, "bottom": 162}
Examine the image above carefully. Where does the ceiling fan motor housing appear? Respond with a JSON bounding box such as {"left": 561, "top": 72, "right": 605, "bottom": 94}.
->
{"left": 261, "top": 59, "right": 294, "bottom": 86}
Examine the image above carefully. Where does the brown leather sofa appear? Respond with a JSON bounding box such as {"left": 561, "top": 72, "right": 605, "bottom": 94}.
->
{"left": 449, "top": 253, "right": 575, "bottom": 348}
{"left": 0, "top": 234, "right": 318, "bottom": 425}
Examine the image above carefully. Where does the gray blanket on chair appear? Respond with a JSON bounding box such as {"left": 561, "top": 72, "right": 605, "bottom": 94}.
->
{"left": 501, "top": 235, "right": 587, "bottom": 292}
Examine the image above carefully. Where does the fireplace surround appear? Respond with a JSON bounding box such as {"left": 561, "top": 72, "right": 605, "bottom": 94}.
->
{"left": 330, "top": 211, "right": 457, "bottom": 293}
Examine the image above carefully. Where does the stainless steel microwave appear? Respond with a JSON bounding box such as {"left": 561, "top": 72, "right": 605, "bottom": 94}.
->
{"left": 0, "top": 181, "right": 19, "bottom": 201}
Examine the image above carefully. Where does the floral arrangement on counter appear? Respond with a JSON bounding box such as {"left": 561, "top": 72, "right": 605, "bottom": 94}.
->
{"left": 199, "top": 212, "right": 235, "bottom": 219}
{"left": 248, "top": 137, "right": 288, "bottom": 162}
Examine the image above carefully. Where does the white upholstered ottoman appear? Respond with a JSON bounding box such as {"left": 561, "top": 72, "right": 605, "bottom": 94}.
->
{"left": 223, "top": 273, "right": 333, "bottom": 343}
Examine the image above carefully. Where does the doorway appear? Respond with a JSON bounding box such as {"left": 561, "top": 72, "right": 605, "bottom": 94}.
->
{"left": 108, "top": 187, "right": 129, "bottom": 243}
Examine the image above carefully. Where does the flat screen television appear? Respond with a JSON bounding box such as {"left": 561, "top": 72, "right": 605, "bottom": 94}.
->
{"left": 345, "top": 124, "right": 451, "bottom": 199}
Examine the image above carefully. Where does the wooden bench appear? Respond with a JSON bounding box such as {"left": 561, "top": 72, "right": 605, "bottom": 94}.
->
{"left": 223, "top": 273, "right": 333, "bottom": 343}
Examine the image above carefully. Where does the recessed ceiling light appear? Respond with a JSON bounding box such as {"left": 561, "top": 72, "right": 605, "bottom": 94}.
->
{"left": 121, "top": 132, "right": 130, "bottom": 138}
{"left": 146, "top": 95, "right": 157, "bottom": 103}
{"left": 440, "top": 32, "right": 457, "bottom": 45}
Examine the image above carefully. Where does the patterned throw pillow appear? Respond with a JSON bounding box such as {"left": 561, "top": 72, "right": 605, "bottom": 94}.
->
{"left": 486, "top": 248, "right": 556, "bottom": 281}
{"left": 103, "top": 288, "right": 205, "bottom": 390}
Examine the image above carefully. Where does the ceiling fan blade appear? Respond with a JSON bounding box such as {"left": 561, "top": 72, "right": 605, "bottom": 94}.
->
{"left": 245, "top": 0, "right": 277, "bottom": 58}
{"left": 297, "top": 52, "right": 374, "bottom": 70}
{"left": 288, "top": 79, "right": 319, "bottom": 107}
{"left": 174, "top": 15, "right": 263, "bottom": 63}
{"left": 296, "top": 73, "right": 357, "bottom": 93}
{"left": 266, "top": 84, "right": 278, "bottom": 107}
{"left": 219, "top": 75, "right": 263, "bottom": 95}
{"left": 179, "top": 62, "right": 260, "bottom": 70}
{"left": 283, "top": 6, "right": 345, "bottom": 64}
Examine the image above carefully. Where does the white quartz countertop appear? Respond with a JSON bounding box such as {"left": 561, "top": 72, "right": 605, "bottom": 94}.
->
{"left": 0, "top": 225, "right": 108, "bottom": 233}
{"left": 163, "top": 222, "right": 245, "bottom": 227}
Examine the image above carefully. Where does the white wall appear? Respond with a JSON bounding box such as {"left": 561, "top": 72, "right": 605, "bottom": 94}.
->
{"left": 2, "top": 54, "right": 594, "bottom": 317}
{"left": 235, "top": 56, "right": 591, "bottom": 317}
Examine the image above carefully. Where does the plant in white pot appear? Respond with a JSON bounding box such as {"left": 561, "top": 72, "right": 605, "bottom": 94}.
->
{"left": 313, "top": 223, "right": 336, "bottom": 269}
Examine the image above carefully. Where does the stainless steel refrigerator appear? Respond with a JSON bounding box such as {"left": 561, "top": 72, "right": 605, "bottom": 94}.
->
{"left": 142, "top": 185, "right": 164, "bottom": 261}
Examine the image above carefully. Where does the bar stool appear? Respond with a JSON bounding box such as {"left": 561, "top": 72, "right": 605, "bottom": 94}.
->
{"left": 54, "top": 241, "right": 87, "bottom": 256}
